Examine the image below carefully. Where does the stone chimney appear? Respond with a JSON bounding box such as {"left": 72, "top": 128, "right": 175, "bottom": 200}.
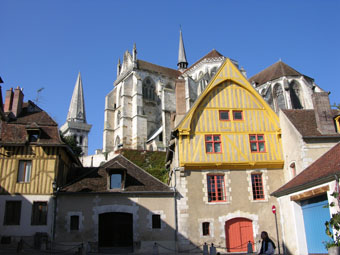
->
{"left": 312, "top": 92, "right": 336, "bottom": 135}
{"left": 4, "top": 88, "right": 14, "bottom": 113}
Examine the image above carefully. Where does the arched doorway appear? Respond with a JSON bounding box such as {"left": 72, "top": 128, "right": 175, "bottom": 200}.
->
{"left": 98, "top": 212, "right": 133, "bottom": 253}
{"left": 225, "top": 217, "right": 254, "bottom": 252}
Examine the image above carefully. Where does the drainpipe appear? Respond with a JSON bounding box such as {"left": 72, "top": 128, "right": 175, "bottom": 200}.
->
{"left": 172, "top": 167, "right": 180, "bottom": 254}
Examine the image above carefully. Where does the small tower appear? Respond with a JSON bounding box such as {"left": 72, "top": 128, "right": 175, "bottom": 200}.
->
{"left": 60, "top": 72, "right": 92, "bottom": 156}
{"left": 177, "top": 29, "right": 188, "bottom": 72}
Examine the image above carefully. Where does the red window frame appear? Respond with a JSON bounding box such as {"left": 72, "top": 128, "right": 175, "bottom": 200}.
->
{"left": 207, "top": 175, "right": 226, "bottom": 202}
{"left": 202, "top": 222, "right": 210, "bottom": 236}
{"left": 249, "top": 134, "right": 266, "bottom": 153}
{"left": 219, "top": 110, "right": 230, "bottom": 121}
{"left": 232, "top": 110, "right": 243, "bottom": 121}
{"left": 205, "top": 135, "right": 222, "bottom": 154}
{"left": 251, "top": 173, "right": 265, "bottom": 200}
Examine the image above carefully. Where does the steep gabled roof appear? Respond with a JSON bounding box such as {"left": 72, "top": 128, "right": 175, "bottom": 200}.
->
{"left": 249, "top": 61, "right": 305, "bottom": 86}
{"left": 61, "top": 154, "right": 172, "bottom": 193}
{"left": 282, "top": 109, "right": 340, "bottom": 138}
{"left": 137, "top": 60, "right": 181, "bottom": 79}
{"left": 176, "top": 58, "right": 280, "bottom": 134}
{"left": 184, "top": 49, "right": 224, "bottom": 74}
{"left": 272, "top": 143, "right": 340, "bottom": 197}
{"left": 0, "top": 101, "right": 63, "bottom": 145}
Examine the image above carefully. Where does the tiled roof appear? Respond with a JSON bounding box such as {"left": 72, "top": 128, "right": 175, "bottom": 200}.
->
{"left": 249, "top": 61, "right": 304, "bottom": 86}
{"left": 137, "top": 60, "right": 181, "bottom": 79}
{"left": 0, "top": 101, "right": 62, "bottom": 145}
{"left": 272, "top": 143, "right": 340, "bottom": 197}
{"left": 61, "top": 154, "right": 172, "bottom": 193}
{"left": 282, "top": 109, "right": 340, "bottom": 137}
{"left": 184, "top": 49, "right": 224, "bottom": 73}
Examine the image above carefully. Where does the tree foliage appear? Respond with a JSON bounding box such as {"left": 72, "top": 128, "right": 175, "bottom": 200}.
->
{"left": 60, "top": 133, "right": 83, "bottom": 157}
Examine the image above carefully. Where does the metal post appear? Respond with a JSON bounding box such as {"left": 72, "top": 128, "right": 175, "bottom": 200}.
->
{"left": 274, "top": 212, "right": 281, "bottom": 254}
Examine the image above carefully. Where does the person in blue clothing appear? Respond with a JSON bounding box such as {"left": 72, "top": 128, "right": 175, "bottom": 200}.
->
{"left": 259, "top": 231, "right": 276, "bottom": 255}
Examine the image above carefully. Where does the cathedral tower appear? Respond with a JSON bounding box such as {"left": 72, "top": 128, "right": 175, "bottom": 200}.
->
{"left": 60, "top": 72, "right": 92, "bottom": 156}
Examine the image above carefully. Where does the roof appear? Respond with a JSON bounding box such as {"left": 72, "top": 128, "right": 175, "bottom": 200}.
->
{"left": 137, "top": 60, "right": 181, "bottom": 79}
{"left": 184, "top": 49, "right": 224, "bottom": 73}
{"left": 272, "top": 142, "right": 340, "bottom": 197}
{"left": 282, "top": 109, "right": 340, "bottom": 138}
{"left": 0, "top": 101, "right": 63, "bottom": 145}
{"left": 61, "top": 154, "right": 172, "bottom": 193}
{"left": 249, "top": 61, "right": 305, "bottom": 86}
{"left": 178, "top": 29, "right": 188, "bottom": 65}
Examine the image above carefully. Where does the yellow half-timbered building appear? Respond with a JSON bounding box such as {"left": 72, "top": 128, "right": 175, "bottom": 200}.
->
{"left": 0, "top": 87, "right": 80, "bottom": 247}
{"left": 169, "top": 59, "right": 285, "bottom": 253}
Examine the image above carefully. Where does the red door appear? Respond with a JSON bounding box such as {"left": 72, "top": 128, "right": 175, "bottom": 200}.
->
{"left": 225, "top": 218, "right": 254, "bottom": 252}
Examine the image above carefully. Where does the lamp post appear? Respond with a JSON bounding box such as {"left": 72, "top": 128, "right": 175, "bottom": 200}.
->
{"left": 272, "top": 205, "right": 281, "bottom": 254}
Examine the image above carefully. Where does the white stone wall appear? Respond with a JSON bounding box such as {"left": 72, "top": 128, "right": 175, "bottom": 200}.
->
{"left": 0, "top": 194, "right": 53, "bottom": 238}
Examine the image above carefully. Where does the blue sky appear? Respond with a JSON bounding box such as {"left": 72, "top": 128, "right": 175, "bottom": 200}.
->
{"left": 1, "top": 1, "right": 339, "bottom": 154}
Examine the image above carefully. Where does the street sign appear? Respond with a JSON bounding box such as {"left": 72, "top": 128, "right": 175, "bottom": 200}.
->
{"left": 272, "top": 205, "right": 276, "bottom": 214}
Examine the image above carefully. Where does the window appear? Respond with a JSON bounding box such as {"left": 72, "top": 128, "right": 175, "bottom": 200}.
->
{"left": 202, "top": 222, "right": 210, "bottom": 236}
{"left": 4, "top": 201, "right": 21, "bottom": 225}
{"left": 152, "top": 214, "right": 161, "bottom": 229}
{"left": 110, "top": 174, "right": 122, "bottom": 189}
{"left": 28, "top": 130, "right": 39, "bottom": 142}
{"left": 205, "top": 135, "right": 222, "bottom": 153}
{"left": 17, "top": 160, "right": 32, "bottom": 183}
{"left": 70, "top": 215, "right": 79, "bottom": 230}
{"left": 251, "top": 174, "right": 265, "bottom": 200}
{"left": 207, "top": 175, "right": 226, "bottom": 202}
{"left": 31, "top": 202, "right": 47, "bottom": 225}
{"left": 233, "top": 110, "right": 243, "bottom": 120}
{"left": 219, "top": 110, "right": 230, "bottom": 121}
{"left": 249, "top": 134, "right": 266, "bottom": 153}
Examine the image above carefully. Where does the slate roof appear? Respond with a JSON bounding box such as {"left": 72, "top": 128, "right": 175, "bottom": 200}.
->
{"left": 0, "top": 101, "right": 63, "bottom": 145}
{"left": 184, "top": 49, "right": 224, "bottom": 73}
{"left": 61, "top": 154, "right": 172, "bottom": 193}
{"left": 272, "top": 143, "right": 340, "bottom": 197}
{"left": 249, "top": 61, "right": 310, "bottom": 86}
{"left": 137, "top": 60, "right": 181, "bottom": 79}
{"left": 282, "top": 109, "right": 340, "bottom": 138}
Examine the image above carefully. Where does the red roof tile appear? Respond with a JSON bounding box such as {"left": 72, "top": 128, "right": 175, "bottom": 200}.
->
{"left": 137, "top": 60, "right": 181, "bottom": 78}
{"left": 282, "top": 109, "right": 340, "bottom": 138}
{"left": 184, "top": 49, "right": 224, "bottom": 73}
{"left": 272, "top": 143, "right": 340, "bottom": 197}
{"left": 249, "top": 61, "right": 304, "bottom": 86}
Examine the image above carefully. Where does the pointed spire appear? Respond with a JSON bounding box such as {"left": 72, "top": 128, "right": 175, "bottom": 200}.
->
{"left": 133, "top": 43, "right": 137, "bottom": 68}
{"left": 177, "top": 28, "right": 188, "bottom": 71}
{"left": 117, "top": 58, "right": 121, "bottom": 76}
{"left": 67, "top": 72, "right": 87, "bottom": 123}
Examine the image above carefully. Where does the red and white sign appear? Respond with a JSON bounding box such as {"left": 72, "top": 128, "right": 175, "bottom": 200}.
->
{"left": 272, "top": 205, "right": 276, "bottom": 214}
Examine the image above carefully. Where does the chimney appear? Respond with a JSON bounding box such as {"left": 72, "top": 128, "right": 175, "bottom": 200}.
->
{"left": 312, "top": 92, "right": 336, "bottom": 135}
{"left": 4, "top": 88, "right": 13, "bottom": 113}
{"left": 12, "top": 86, "right": 24, "bottom": 117}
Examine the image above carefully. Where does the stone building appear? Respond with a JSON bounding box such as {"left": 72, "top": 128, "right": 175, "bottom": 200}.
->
{"left": 167, "top": 59, "right": 285, "bottom": 253}
{"left": 0, "top": 85, "right": 81, "bottom": 247}
{"left": 55, "top": 154, "right": 175, "bottom": 254}
{"left": 60, "top": 72, "right": 92, "bottom": 156}
{"left": 102, "top": 30, "right": 323, "bottom": 155}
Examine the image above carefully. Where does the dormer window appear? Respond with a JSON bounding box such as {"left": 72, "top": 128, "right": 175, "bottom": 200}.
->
{"left": 107, "top": 168, "right": 126, "bottom": 190}
{"left": 110, "top": 174, "right": 122, "bottom": 189}
{"left": 26, "top": 129, "right": 40, "bottom": 143}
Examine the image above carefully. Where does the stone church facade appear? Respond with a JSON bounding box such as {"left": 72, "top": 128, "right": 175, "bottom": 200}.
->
{"left": 102, "top": 30, "right": 325, "bottom": 154}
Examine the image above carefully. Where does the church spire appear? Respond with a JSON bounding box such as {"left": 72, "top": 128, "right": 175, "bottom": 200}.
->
{"left": 67, "top": 72, "right": 87, "bottom": 123}
{"left": 177, "top": 28, "right": 188, "bottom": 71}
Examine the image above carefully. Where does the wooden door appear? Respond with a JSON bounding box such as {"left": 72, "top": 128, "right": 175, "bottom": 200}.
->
{"left": 225, "top": 217, "right": 254, "bottom": 252}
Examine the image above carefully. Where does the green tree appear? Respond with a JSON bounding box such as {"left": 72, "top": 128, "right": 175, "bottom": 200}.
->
{"left": 60, "top": 133, "right": 83, "bottom": 157}
{"left": 332, "top": 103, "right": 340, "bottom": 110}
